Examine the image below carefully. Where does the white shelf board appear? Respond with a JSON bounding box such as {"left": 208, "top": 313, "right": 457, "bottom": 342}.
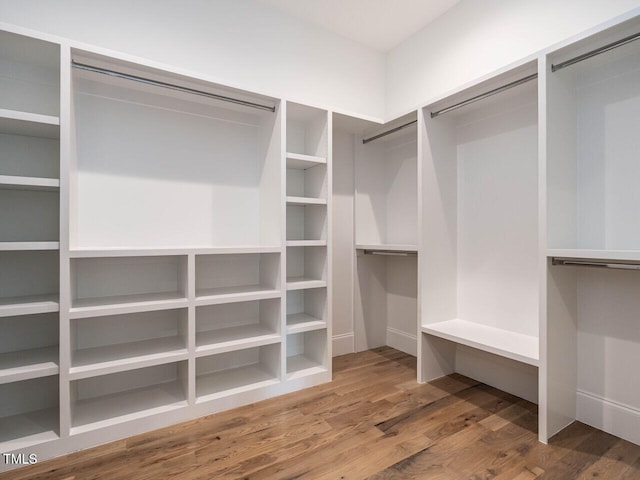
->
{"left": 286, "top": 152, "right": 326, "bottom": 170}
{"left": 356, "top": 244, "right": 418, "bottom": 253}
{"left": 547, "top": 249, "right": 640, "bottom": 263}
{"left": 0, "top": 408, "right": 59, "bottom": 452}
{"left": 69, "top": 292, "right": 188, "bottom": 319}
{"left": 0, "top": 242, "right": 59, "bottom": 251}
{"left": 286, "top": 354, "right": 327, "bottom": 380}
{"left": 0, "top": 346, "right": 59, "bottom": 384}
{"left": 195, "top": 285, "right": 281, "bottom": 306}
{"left": 286, "top": 277, "right": 327, "bottom": 291}
{"left": 0, "top": 175, "right": 60, "bottom": 191}
{"left": 0, "top": 294, "right": 59, "bottom": 318}
{"left": 69, "top": 245, "right": 281, "bottom": 258}
{"left": 286, "top": 313, "right": 327, "bottom": 334}
{"left": 286, "top": 196, "right": 327, "bottom": 206}
{"left": 421, "top": 319, "right": 539, "bottom": 366}
{"left": 196, "top": 325, "right": 280, "bottom": 356}
{"left": 70, "top": 337, "right": 188, "bottom": 380}
{"left": 286, "top": 240, "right": 327, "bottom": 247}
{"left": 71, "top": 381, "right": 187, "bottom": 435}
{"left": 196, "top": 364, "right": 279, "bottom": 403}
{"left": 0, "top": 109, "right": 59, "bottom": 139}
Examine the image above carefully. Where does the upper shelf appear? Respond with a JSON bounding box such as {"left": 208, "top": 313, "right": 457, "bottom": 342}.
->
{"left": 0, "top": 175, "right": 60, "bottom": 191}
{"left": 547, "top": 249, "right": 640, "bottom": 263}
{"left": 286, "top": 153, "right": 326, "bottom": 170}
{"left": 356, "top": 244, "right": 418, "bottom": 253}
{"left": 0, "top": 109, "right": 59, "bottom": 139}
{"left": 0, "top": 242, "right": 60, "bottom": 251}
{"left": 422, "top": 319, "right": 539, "bottom": 367}
{"left": 69, "top": 245, "right": 281, "bottom": 258}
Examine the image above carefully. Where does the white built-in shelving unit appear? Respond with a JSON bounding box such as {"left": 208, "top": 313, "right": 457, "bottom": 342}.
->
{"left": 0, "top": 29, "right": 61, "bottom": 455}
{"left": 284, "top": 101, "right": 331, "bottom": 381}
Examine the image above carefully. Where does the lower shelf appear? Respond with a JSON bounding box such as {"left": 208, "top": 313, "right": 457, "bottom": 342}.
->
{"left": 286, "top": 277, "right": 326, "bottom": 291}
{"left": 0, "top": 346, "right": 59, "bottom": 384}
{"left": 0, "top": 408, "right": 59, "bottom": 451}
{"left": 286, "top": 354, "right": 328, "bottom": 379}
{"left": 0, "top": 295, "right": 59, "bottom": 317}
{"left": 421, "top": 319, "right": 539, "bottom": 366}
{"left": 71, "top": 380, "right": 187, "bottom": 435}
{"left": 196, "top": 364, "right": 280, "bottom": 402}
{"left": 286, "top": 313, "right": 326, "bottom": 334}
{"left": 196, "top": 326, "right": 280, "bottom": 356}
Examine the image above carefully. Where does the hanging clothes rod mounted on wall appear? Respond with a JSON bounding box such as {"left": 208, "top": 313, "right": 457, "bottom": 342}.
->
{"left": 552, "top": 258, "right": 640, "bottom": 270}
{"left": 362, "top": 120, "right": 417, "bottom": 144}
{"left": 72, "top": 61, "right": 277, "bottom": 112}
{"left": 363, "top": 249, "right": 417, "bottom": 257}
{"left": 551, "top": 31, "right": 640, "bottom": 72}
{"left": 430, "top": 73, "right": 538, "bottom": 118}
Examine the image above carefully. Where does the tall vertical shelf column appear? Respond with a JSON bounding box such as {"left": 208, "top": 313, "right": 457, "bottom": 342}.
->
{"left": 284, "top": 102, "right": 331, "bottom": 381}
{"left": 543, "top": 17, "right": 640, "bottom": 445}
{"left": 0, "top": 30, "right": 61, "bottom": 451}
{"left": 419, "top": 62, "right": 540, "bottom": 406}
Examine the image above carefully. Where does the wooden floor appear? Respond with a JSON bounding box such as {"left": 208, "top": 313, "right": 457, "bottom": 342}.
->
{"left": 3, "top": 347, "right": 640, "bottom": 479}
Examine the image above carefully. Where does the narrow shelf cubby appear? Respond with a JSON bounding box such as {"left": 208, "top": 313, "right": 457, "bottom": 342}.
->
{"left": 0, "top": 250, "right": 59, "bottom": 316}
{"left": 196, "top": 298, "right": 280, "bottom": 355}
{"left": 0, "top": 375, "right": 59, "bottom": 451}
{"left": 70, "top": 309, "right": 188, "bottom": 380}
{"left": 70, "top": 256, "right": 188, "bottom": 316}
{"left": 286, "top": 245, "right": 327, "bottom": 290}
{"left": 0, "top": 189, "right": 59, "bottom": 243}
{"left": 286, "top": 157, "right": 327, "bottom": 202}
{"left": 286, "top": 287, "right": 327, "bottom": 334}
{"left": 196, "top": 344, "right": 280, "bottom": 402}
{"left": 286, "top": 204, "right": 327, "bottom": 242}
{"left": 195, "top": 252, "right": 280, "bottom": 305}
{"left": 70, "top": 362, "right": 188, "bottom": 435}
{"left": 0, "top": 312, "right": 58, "bottom": 384}
{"left": 286, "top": 330, "right": 328, "bottom": 379}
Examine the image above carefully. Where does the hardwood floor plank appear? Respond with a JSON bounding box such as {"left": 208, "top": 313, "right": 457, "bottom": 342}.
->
{"left": 2, "top": 348, "right": 638, "bottom": 480}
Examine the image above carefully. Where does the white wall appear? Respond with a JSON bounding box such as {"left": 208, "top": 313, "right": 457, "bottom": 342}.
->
{"left": 0, "top": 0, "right": 386, "bottom": 120}
{"left": 386, "top": 0, "right": 640, "bottom": 118}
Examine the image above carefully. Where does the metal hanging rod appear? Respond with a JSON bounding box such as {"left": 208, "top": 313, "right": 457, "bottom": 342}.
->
{"left": 72, "top": 61, "right": 276, "bottom": 112}
{"left": 363, "top": 250, "right": 417, "bottom": 257}
{"left": 362, "top": 120, "right": 417, "bottom": 144}
{"left": 552, "top": 258, "right": 640, "bottom": 270}
{"left": 430, "top": 73, "right": 538, "bottom": 118}
{"left": 551, "top": 31, "right": 640, "bottom": 72}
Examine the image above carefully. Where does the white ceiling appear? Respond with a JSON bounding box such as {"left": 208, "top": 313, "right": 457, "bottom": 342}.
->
{"left": 258, "top": 0, "right": 461, "bottom": 52}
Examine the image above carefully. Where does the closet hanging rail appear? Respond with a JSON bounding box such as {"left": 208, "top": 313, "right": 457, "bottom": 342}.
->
{"left": 430, "top": 73, "right": 538, "bottom": 118}
{"left": 552, "top": 258, "right": 640, "bottom": 270}
{"left": 72, "top": 62, "right": 277, "bottom": 112}
{"left": 551, "top": 31, "right": 640, "bottom": 72}
{"left": 362, "top": 120, "right": 417, "bottom": 144}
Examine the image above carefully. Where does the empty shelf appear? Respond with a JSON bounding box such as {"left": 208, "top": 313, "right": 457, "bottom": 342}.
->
{"left": 0, "top": 242, "right": 59, "bottom": 251}
{"left": 196, "top": 325, "right": 280, "bottom": 356}
{"left": 356, "top": 244, "right": 418, "bottom": 253}
{"left": 0, "top": 175, "right": 60, "bottom": 191}
{"left": 286, "top": 313, "right": 326, "bottom": 334}
{"left": 196, "top": 364, "right": 279, "bottom": 402}
{"left": 195, "top": 285, "right": 281, "bottom": 306}
{"left": 422, "top": 319, "right": 539, "bottom": 366}
{"left": 71, "top": 381, "right": 187, "bottom": 435}
{"left": 286, "top": 196, "right": 327, "bottom": 206}
{"left": 0, "top": 294, "right": 59, "bottom": 318}
{"left": 0, "top": 109, "right": 59, "bottom": 138}
{"left": 286, "top": 240, "right": 327, "bottom": 247}
{"left": 70, "top": 292, "right": 188, "bottom": 319}
{"left": 287, "top": 354, "right": 327, "bottom": 379}
{"left": 0, "top": 408, "right": 59, "bottom": 451}
{"left": 70, "top": 337, "right": 188, "bottom": 380}
{"left": 69, "top": 245, "right": 281, "bottom": 258}
{"left": 286, "top": 152, "right": 326, "bottom": 170}
{"left": 286, "top": 277, "right": 327, "bottom": 291}
{"left": 0, "top": 346, "right": 59, "bottom": 384}
{"left": 547, "top": 249, "right": 640, "bottom": 263}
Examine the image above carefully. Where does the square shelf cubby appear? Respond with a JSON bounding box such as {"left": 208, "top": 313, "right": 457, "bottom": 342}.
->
{"left": 286, "top": 245, "right": 327, "bottom": 290}
{"left": 286, "top": 287, "right": 327, "bottom": 334}
{"left": 70, "top": 361, "right": 188, "bottom": 435}
{"left": 195, "top": 252, "right": 280, "bottom": 304}
{"left": 196, "top": 344, "right": 280, "bottom": 402}
{"left": 286, "top": 329, "right": 328, "bottom": 379}
{"left": 196, "top": 298, "right": 281, "bottom": 355}
{"left": 70, "top": 255, "right": 188, "bottom": 313}
{"left": 286, "top": 205, "right": 327, "bottom": 243}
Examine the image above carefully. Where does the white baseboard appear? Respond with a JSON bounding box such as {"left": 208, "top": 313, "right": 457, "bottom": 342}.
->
{"left": 577, "top": 390, "right": 640, "bottom": 446}
{"left": 332, "top": 333, "right": 354, "bottom": 356}
{"left": 387, "top": 327, "right": 417, "bottom": 356}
